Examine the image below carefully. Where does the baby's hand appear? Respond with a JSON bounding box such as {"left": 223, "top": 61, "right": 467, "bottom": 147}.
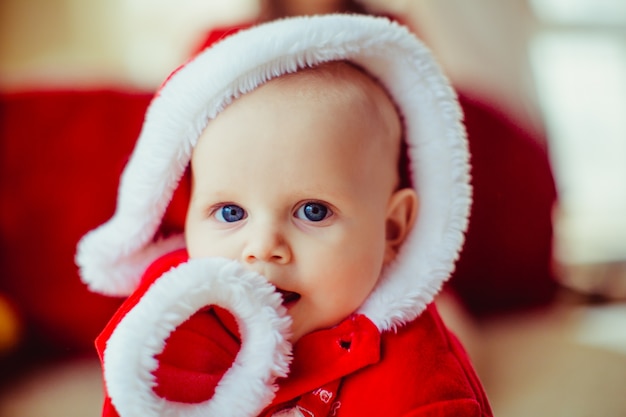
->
{"left": 152, "top": 306, "right": 241, "bottom": 403}
{"left": 99, "top": 255, "right": 292, "bottom": 417}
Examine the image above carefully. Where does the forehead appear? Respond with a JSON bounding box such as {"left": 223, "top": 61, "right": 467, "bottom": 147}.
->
{"left": 198, "top": 63, "right": 383, "bottom": 156}
{"left": 195, "top": 60, "right": 400, "bottom": 170}
{"left": 192, "top": 60, "right": 401, "bottom": 193}
{"left": 206, "top": 60, "right": 402, "bottom": 151}
{"left": 268, "top": 61, "right": 392, "bottom": 106}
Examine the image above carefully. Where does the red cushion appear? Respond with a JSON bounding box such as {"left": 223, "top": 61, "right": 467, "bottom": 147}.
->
{"left": 0, "top": 90, "right": 151, "bottom": 355}
{"left": 448, "top": 94, "right": 558, "bottom": 316}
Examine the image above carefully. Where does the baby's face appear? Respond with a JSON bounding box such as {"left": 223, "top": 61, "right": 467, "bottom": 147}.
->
{"left": 185, "top": 63, "right": 414, "bottom": 342}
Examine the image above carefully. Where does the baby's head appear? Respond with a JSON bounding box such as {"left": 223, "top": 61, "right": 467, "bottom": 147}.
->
{"left": 185, "top": 62, "right": 417, "bottom": 341}
{"left": 77, "top": 14, "right": 471, "bottom": 342}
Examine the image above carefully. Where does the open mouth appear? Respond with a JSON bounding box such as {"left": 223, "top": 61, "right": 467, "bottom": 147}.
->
{"left": 277, "top": 289, "right": 301, "bottom": 307}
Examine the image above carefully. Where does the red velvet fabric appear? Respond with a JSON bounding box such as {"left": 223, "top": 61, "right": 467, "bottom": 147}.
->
{"left": 153, "top": 306, "right": 241, "bottom": 403}
{"left": 450, "top": 94, "right": 558, "bottom": 316}
{"left": 94, "top": 249, "right": 190, "bottom": 359}
{"left": 0, "top": 90, "right": 151, "bottom": 356}
{"left": 263, "top": 305, "right": 492, "bottom": 416}
{"left": 97, "top": 251, "right": 492, "bottom": 416}
{"left": 362, "top": 308, "right": 489, "bottom": 416}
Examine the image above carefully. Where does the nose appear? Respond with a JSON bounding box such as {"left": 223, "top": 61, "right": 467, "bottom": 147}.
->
{"left": 242, "top": 221, "right": 292, "bottom": 265}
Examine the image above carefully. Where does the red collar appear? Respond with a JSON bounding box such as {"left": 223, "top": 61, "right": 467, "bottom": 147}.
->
{"left": 269, "top": 314, "right": 381, "bottom": 407}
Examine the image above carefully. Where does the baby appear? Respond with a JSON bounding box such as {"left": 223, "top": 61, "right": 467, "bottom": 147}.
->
{"left": 185, "top": 61, "right": 416, "bottom": 343}
{"left": 77, "top": 14, "right": 491, "bottom": 417}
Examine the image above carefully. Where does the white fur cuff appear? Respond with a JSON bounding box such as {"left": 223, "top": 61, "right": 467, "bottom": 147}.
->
{"left": 103, "top": 257, "right": 292, "bottom": 417}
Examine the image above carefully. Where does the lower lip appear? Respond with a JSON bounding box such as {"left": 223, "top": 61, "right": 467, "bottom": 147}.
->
{"left": 283, "top": 301, "right": 297, "bottom": 310}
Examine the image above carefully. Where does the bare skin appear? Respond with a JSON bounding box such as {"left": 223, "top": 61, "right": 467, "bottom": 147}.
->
{"left": 185, "top": 62, "right": 418, "bottom": 342}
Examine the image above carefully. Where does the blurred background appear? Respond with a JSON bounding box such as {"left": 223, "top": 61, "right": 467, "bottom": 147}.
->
{"left": 1, "top": 0, "right": 625, "bottom": 416}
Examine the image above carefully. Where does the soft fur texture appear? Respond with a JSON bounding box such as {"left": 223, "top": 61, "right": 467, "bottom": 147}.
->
{"left": 102, "top": 255, "right": 291, "bottom": 417}
{"left": 77, "top": 14, "right": 478, "bottom": 416}
{"left": 76, "top": 14, "right": 471, "bottom": 334}
{"left": 97, "top": 252, "right": 491, "bottom": 416}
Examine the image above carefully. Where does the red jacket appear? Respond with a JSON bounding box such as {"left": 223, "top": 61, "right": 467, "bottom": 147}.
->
{"left": 96, "top": 250, "right": 491, "bottom": 417}
{"left": 78, "top": 15, "right": 491, "bottom": 417}
{"left": 263, "top": 307, "right": 490, "bottom": 416}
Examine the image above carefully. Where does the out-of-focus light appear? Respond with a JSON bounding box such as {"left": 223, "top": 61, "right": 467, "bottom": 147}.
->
{"left": 530, "top": 33, "right": 626, "bottom": 264}
{"left": 577, "top": 304, "right": 626, "bottom": 355}
{"left": 529, "top": 0, "right": 626, "bottom": 25}
{"left": 119, "top": 0, "right": 258, "bottom": 88}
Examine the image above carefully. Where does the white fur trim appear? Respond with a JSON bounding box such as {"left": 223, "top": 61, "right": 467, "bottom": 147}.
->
{"left": 104, "top": 258, "right": 292, "bottom": 417}
{"left": 272, "top": 407, "right": 305, "bottom": 417}
{"left": 77, "top": 15, "right": 471, "bottom": 331}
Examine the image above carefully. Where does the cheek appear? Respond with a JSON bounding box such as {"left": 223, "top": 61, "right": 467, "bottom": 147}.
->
{"left": 306, "top": 256, "right": 381, "bottom": 333}
{"left": 316, "top": 231, "right": 386, "bottom": 301}
{"left": 334, "top": 222, "right": 387, "bottom": 276}
{"left": 184, "top": 227, "right": 206, "bottom": 258}
{"left": 336, "top": 224, "right": 388, "bottom": 301}
{"left": 184, "top": 222, "right": 230, "bottom": 259}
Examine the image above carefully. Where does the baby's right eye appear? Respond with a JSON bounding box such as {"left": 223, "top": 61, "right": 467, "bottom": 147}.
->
{"left": 215, "top": 204, "right": 246, "bottom": 223}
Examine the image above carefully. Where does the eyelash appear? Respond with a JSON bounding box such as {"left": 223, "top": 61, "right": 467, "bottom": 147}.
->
{"left": 210, "top": 201, "right": 333, "bottom": 223}
{"left": 295, "top": 201, "right": 332, "bottom": 222}
{"left": 214, "top": 204, "right": 246, "bottom": 223}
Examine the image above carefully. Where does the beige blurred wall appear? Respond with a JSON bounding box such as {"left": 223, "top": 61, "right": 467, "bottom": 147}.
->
{"left": 0, "top": 0, "right": 259, "bottom": 90}
{"left": 406, "top": 0, "right": 542, "bottom": 130}
{"left": 0, "top": 0, "right": 541, "bottom": 129}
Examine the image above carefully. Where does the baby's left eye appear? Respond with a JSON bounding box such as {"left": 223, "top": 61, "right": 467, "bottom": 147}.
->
{"left": 295, "top": 202, "right": 331, "bottom": 222}
{"left": 215, "top": 204, "right": 246, "bottom": 223}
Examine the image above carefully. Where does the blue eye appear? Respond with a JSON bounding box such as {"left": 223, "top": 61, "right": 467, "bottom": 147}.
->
{"left": 215, "top": 204, "right": 246, "bottom": 222}
{"left": 296, "top": 202, "right": 330, "bottom": 222}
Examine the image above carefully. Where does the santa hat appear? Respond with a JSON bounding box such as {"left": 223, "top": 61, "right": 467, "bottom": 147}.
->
{"left": 76, "top": 14, "right": 470, "bottom": 333}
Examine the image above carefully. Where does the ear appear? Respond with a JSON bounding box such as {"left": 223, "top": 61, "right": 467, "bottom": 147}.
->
{"left": 384, "top": 188, "right": 419, "bottom": 264}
